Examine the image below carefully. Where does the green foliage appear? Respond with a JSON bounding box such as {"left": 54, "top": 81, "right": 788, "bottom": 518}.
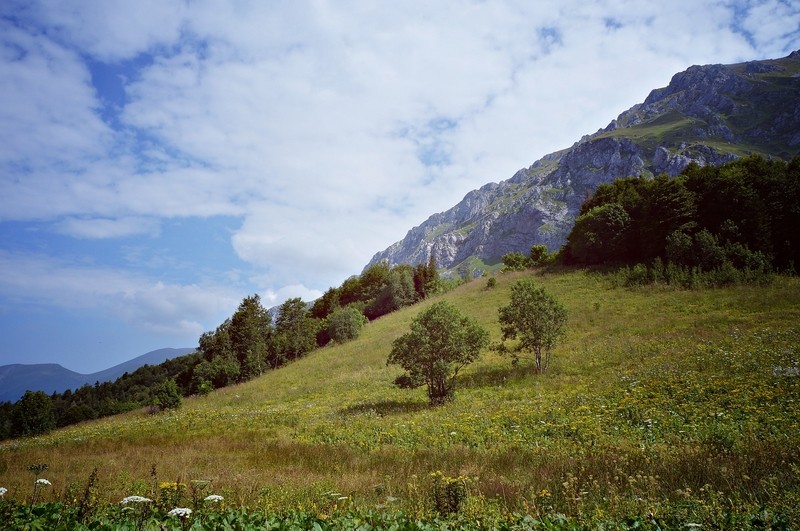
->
{"left": 309, "top": 286, "right": 341, "bottom": 320}
{"left": 497, "top": 279, "right": 568, "bottom": 373}
{"left": 230, "top": 295, "right": 273, "bottom": 378}
{"left": 413, "top": 255, "right": 441, "bottom": 299}
{"left": 326, "top": 306, "right": 368, "bottom": 344}
{"left": 364, "top": 266, "right": 417, "bottom": 320}
{"left": 568, "top": 203, "right": 631, "bottom": 264}
{"left": 429, "top": 471, "right": 469, "bottom": 515}
{"left": 11, "top": 391, "right": 55, "bottom": 437}
{"left": 358, "top": 262, "right": 391, "bottom": 303}
{"left": 388, "top": 301, "right": 489, "bottom": 405}
{"left": 274, "top": 298, "right": 320, "bottom": 364}
{"left": 501, "top": 251, "right": 530, "bottom": 271}
{"left": 564, "top": 155, "right": 800, "bottom": 276}
{"left": 151, "top": 379, "right": 181, "bottom": 412}
{"left": 485, "top": 276, "right": 497, "bottom": 289}
{"left": 529, "top": 244, "right": 551, "bottom": 266}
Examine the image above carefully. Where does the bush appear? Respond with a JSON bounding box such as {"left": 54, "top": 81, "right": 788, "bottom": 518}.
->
{"left": 326, "top": 306, "right": 368, "bottom": 344}
{"left": 501, "top": 252, "right": 530, "bottom": 271}
{"left": 151, "top": 379, "right": 182, "bottom": 412}
{"left": 529, "top": 244, "right": 550, "bottom": 266}
{"left": 388, "top": 302, "right": 489, "bottom": 405}
{"left": 429, "top": 472, "right": 469, "bottom": 514}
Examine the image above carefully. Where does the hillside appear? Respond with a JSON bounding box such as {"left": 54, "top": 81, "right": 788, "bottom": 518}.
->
{"left": 368, "top": 51, "right": 800, "bottom": 276}
{"left": 0, "top": 348, "right": 196, "bottom": 403}
{"left": 1, "top": 270, "right": 798, "bottom": 525}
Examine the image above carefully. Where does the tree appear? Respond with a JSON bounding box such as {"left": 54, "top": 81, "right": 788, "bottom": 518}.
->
{"left": 501, "top": 251, "right": 530, "bottom": 271}
{"left": 497, "top": 279, "right": 568, "bottom": 373}
{"left": 274, "top": 298, "right": 319, "bottom": 363}
{"left": 567, "top": 203, "right": 631, "bottom": 264}
{"left": 310, "top": 286, "right": 342, "bottom": 320}
{"left": 529, "top": 244, "right": 550, "bottom": 266}
{"left": 11, "top": 390, "right": 56, "bottom": 437}
{"left": 364, "top": 265, "right": 417, "bottom": 320}
{"left": 388, "top": 301, "right": 489, "bottom": 405}
{"left": 151, "top": 379, "right": 181, "bottom": 412}
{"left": 229, "top": 295, "right": 273, "bottom": 378}
{"left": 413, "top": 255, "right": 440, "bottom": 299}
{"left": 326, "top": 305, "right": 368, "bottom": 344}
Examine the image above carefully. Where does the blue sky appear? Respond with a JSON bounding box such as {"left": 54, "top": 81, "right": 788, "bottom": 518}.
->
{"left": 1, "top": 1, "right": 798, "bottom": 374}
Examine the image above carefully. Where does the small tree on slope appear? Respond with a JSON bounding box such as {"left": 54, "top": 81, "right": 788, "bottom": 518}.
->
{"left": 388, "top": 301, "right": 489, "bottom": 406}
{"left": 497, "top": 279, "right": 568, "bottom": 373}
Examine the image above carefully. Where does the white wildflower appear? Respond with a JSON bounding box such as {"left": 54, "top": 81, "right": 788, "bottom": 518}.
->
{"left": 35, "top": 479, "right": 51, "bottom": 486}
{"left": 0, "top": 487, "right": 7, "bottom": 497}
{"left": 168, "top": 507, "right": 192, "bottom": 518}
{"left": 121, "top": 495, "right": 153, "bottom": 504}
{"left": 204, "top": 494, "right": 224, "bottom": 502}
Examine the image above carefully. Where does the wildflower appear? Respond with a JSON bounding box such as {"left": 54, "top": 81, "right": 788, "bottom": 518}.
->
{"left": 168, "top": 507, "right": 192, "bottom": 518}
{"left": 35, "top": 479, "right": 51, "bottom": 486}
{"left": 204, "top": 494, "right": 224, "bottom": 502}
{"left": 0, "top": 487, "right": 7, "bottom": 497}
{"left": 121, "top": 495, "right": 153, "bottom": 504}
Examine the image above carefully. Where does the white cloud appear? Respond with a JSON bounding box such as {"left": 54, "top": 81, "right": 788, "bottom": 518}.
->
{"left": 261, "top": 284, "right": 324, "bottom": 308}
{"left": 53, "top": 216, "right": 161, "bottom": 239}
{"left": 0, "top": 20, "right": 112, "bottom": 173}
{"left": 0, "top": 250, "right": 240, "bottom": 338}
{"left": 0, "top": 0, "right": 796, "bottom": 313}
{"left": 17, "top": 0, "right": 185, "bottom": 61}
{"left": 740, "top": 0, "right": 800, "bottom": 56}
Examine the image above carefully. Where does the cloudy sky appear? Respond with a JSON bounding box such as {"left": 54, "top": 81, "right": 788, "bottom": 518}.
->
{"left": 1, "top": 1, "right": 798, "bottom": 374}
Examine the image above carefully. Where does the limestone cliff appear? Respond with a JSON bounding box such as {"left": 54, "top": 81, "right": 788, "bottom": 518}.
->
{"left": 367, "top": 51, "right": 800, "bottom": 275}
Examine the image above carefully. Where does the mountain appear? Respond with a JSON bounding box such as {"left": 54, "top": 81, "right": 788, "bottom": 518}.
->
{"left": 368, "top": 51, "right": 800, "bottom": 275}
{"left": 0, "top": 347, "right": 196, "bottom": 403}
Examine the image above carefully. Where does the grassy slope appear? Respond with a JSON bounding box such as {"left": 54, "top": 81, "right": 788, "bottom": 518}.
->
{"left": 1, "top": 269, "right": 799, "bottom": 521}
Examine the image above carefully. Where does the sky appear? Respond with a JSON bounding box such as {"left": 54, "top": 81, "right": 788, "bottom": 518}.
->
{"left": 1, "top": 1, "right": 798, "bottom": 374}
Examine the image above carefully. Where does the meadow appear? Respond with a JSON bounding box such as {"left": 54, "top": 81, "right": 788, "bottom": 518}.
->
{"left": 1, "top": 269, "right": 798, "bottom": 529}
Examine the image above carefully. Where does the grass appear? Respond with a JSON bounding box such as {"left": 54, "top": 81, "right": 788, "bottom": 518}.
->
{"left": 1, "top": 269, "right": 799, "bottom": 527}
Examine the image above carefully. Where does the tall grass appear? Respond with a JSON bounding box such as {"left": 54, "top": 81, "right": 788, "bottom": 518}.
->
{"left": 1, "top": 269, "right": 798, "bottom": 526}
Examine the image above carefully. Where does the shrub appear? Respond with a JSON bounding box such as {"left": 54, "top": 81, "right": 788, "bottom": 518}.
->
{"left": 388, "top": 301, "right": 489, "bottom": 405}
{"left": 326, "top": 306, "right": 368, "bottom": 344}
{"left": 501, "top": 252, "right": 530, "bottom": 271}
{"left": 497, "top": 279, "right": 568, "bottom": 373}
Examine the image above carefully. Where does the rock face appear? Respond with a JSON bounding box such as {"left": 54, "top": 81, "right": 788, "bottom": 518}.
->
{"left": 367, "top": 51, "right": 800, "bottom": 274}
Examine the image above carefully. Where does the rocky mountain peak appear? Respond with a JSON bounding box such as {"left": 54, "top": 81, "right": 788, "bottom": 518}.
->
{"left": 367, "top": 52, "right": 800, "bottom": 276}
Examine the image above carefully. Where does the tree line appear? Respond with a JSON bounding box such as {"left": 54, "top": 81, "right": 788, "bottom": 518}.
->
{"left": 0, "top": 259, "right": 440, "bottom": 440}
{"left": 4, "top": 154, "right": 796, "bottom": 438}
{"left": 561, "top": 155, "right": 800, "bottom": 277}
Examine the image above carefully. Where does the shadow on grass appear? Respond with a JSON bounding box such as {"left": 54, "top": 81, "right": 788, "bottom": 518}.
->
{"left": 459, "top": 364, "right": 531, "bottom": 389}
{"left": 340, "top": 400, "right": 430, "bottom": 417}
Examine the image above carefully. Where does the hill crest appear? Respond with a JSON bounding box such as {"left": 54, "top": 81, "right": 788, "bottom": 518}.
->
{"left": 0, "top": 347, "right": 195, "bottom": 403}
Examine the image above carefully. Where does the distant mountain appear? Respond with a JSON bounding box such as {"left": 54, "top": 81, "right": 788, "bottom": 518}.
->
{"left": 368, "top": 51, "right": 800, "bottom": 275}
{"left": 0, "top": 347, "right": 196, "bottom": 403}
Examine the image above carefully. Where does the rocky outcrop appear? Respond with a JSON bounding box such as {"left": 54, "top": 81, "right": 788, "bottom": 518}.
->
{"left": 367, "top": 51, "right": 800, "bottom": 274}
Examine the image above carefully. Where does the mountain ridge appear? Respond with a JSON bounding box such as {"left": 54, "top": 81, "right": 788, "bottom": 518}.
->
{"left": 0, "top": 347, "right": 196, "bottom": 403}
{"left": 368, "top": 51, "right": 800, "bottom": 275}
